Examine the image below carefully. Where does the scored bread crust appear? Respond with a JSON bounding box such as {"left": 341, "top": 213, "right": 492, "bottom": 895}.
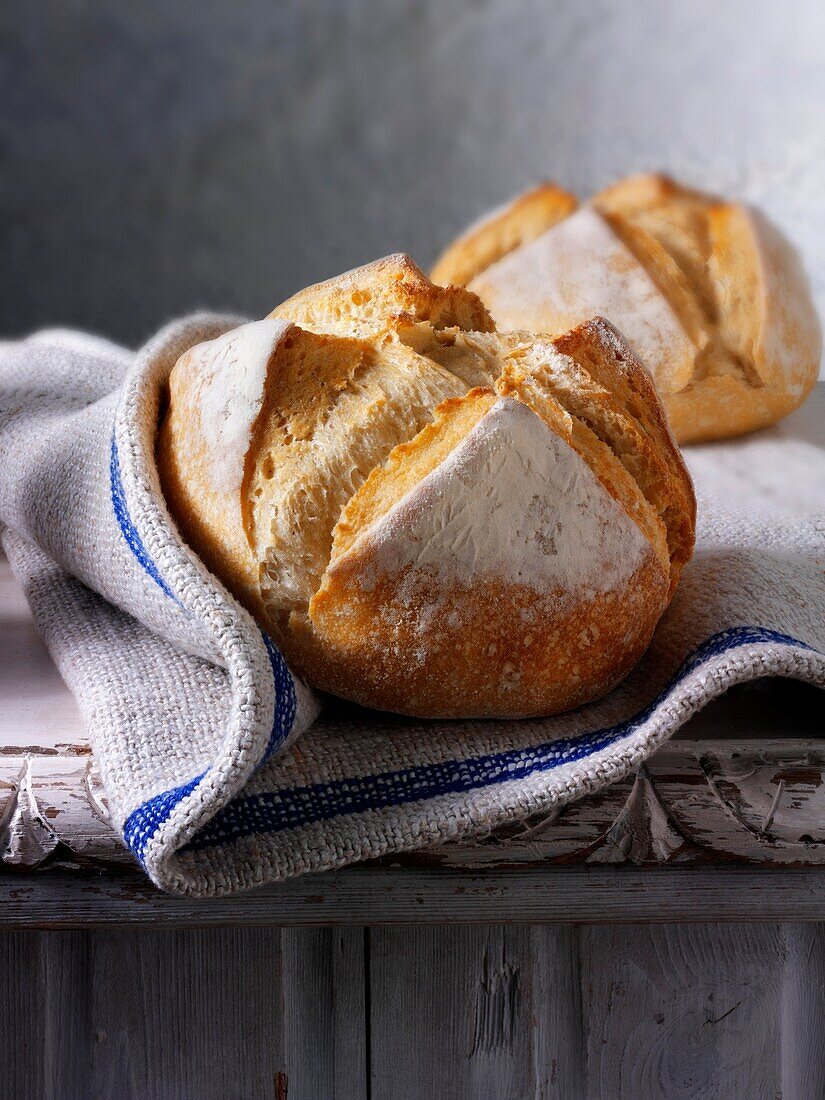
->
{"left": 431, "top": 183, "right": 579, "bottom": 288}
{"left": 433, "top": 173, "right": 821, "bottom": 443}
{"left": 157, "top": 320, "right": 375, "bottom": 628}
{"left": 158, "top": 257, "right": 695, "bottom": 718}
{"left": 548, "top": 317, "right": 695, "bottom": 590}
{"left": 290, "top": 319, "right": 694, "bottom": 717}
{"left": 270, "top": 253, "right": 495, "bottom": 337}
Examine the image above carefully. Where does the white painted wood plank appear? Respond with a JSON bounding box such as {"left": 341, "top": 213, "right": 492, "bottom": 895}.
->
{"left": 280, "top": 927, "right": 367, "bottom": 1100}
{"left": 5, "top": 866, "right": 825, "bottom": 926}
{"left": 8, "top": 737, "right": 825, "bottom": 874}
{"left": 529, "top": 926, "right": 586, "bottom": 1098}
{"left": 579, "top": 924, "right": 785, "bottom": 1099}
{"left": 0, "top": 756, "right": 126, "bottom": 867}
{"left": 780, "top": 924, "right": 825, "bottom": 1097}
{"left": 89, "top": 929, "right": 287, "bottom": 1099}
{"left": 426, "top": 737, "right": 825, "bottom": 870}
{"left": 369, "top": 926, "right": 538, "bottom": 1099}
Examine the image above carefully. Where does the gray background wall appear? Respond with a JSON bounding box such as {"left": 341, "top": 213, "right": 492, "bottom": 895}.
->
{"left": 2, "top": 0, "right": 823, "bottom": 360}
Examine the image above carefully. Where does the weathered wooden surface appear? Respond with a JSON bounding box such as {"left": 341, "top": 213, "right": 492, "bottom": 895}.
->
{"left": 3, "top": 866, "right": 825, "bottom": 928}
{"left": 0, "top": 927, "right": 367, "bottom": 1100}
{"left": 280, "top": 927, "right": 368, "bottom": 1100}
{"left": 5, "top": 734, "right": 825, "bottom": 878}
{"left": 3, "top": 922, "right": 825, "bottom": 1099}
{"left": 369, "top": 923, "right": 819, "bottom": 1100}
{"left": 580, "top": 924, "right": 785, "bottom": 1098}
{"left": 781, "top": 923, "right": 825, "bottom": 1097}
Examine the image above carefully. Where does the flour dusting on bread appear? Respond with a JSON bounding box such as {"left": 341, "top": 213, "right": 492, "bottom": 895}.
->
{"left": 188, "top": 319, "right": 292, "bottom": 495}
{"left": 333, "top": 397, "right": 649, "bottom": 606}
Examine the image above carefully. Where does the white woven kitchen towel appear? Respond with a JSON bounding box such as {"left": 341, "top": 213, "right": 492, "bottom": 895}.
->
{"left": 1, "top": 317, "right": 823, "bottom": 896}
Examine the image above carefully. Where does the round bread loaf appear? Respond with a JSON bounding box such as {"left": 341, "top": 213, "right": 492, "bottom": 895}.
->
{"left": 432, "top": 174, "right": 822, "bottom": 444}
{"left": 157, "top": 255, "right": 695, "bottom": 718}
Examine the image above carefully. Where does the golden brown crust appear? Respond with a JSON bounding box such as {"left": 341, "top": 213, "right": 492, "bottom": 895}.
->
{"left": 157, "top": 323, "right": 373, "bottom": 627}
{"left": 431, "top": 184, "right": 578, "bottom": 287}
{"left": 707, "top": 205, "right": 821, "bottom": 393}
{"left": 157, "top": 329, "right": 279, "bottom": 623}
{"left": 159, "top": 404, "right": 262, "bottom": 614}
{"left": 436, "top": 175, "right": 821, "bottom": 442}
{"left": 596, "top": 179, "right": 822, "bottom": 442}
{"left": 597, "top": 211, "right": 710, "bottom": 350}
{"left": 247, "top": 333, "right": 469, "bottom": 620}
{"left": 292, "top": 558, "right": 667, "bottom": 719}
{"left": 270, "top": 253, "right": 495, "bottom": 337}
{"left": 592, "top": 173, "right": 711, "bottom": 216}
{"left": 665, "top": 373, "right": 798, "bottom": 443}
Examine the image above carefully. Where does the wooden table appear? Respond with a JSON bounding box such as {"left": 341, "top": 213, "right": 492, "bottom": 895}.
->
{"left": 2, "top": 555, "right": 824, "bottom": 1099}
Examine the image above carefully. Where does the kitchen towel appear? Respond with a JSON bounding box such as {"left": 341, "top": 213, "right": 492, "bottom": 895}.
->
{"left": 1, "top": 316, "right": 823, "bottom": 895}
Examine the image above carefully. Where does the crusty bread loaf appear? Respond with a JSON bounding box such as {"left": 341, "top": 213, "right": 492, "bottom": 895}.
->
{"left": 432, "top": 174, "right": 822, "bottom": 443}
{"left": 157, "top": 257, "right": 695, "bottom": 718}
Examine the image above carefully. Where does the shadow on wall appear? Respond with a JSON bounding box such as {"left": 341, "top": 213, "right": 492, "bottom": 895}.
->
{"left": 1, "top": 0, "right": 824, "bottom": 346}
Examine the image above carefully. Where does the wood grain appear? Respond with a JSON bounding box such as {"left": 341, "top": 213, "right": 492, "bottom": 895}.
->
{"left": 369, "top": 925, "right": 588, "bottom": 1099}
{"left": 780, "top": 924, "right": 825, "bottom": 1098}
{"left": 89, "top": 929, "right": 291, "bottom": 1098}
{"left": 3, "top": 924, "right": 825, "bottom": 1097}
{"left": 280, "top": 927, "right": 367, "bottom": 1100}
{"left": 0, "top": 931, "right": 94, "bottom": 1100}
{"left": 0, "top": 927, "right": 368, "bottom": 1100}
{"left": 580, "top": 924, "right": 784, "bottom": 1099}
{"left": 0, "top": 931, "right": 47, "bottom": 1100}
{"left": 41, "top": 932, "right": 94, "bottom": 1100}
{"left": 352, "top": 923, "right": 825, "bottom": 1098}
{"left": 529, "top": 925, "right": 586, "bottom": 1098}
{"left": 370, "top": 926, "right": 535, "bottom": 1099}
{"left": 4, "top": 866, "right": 825, "bottom": 928}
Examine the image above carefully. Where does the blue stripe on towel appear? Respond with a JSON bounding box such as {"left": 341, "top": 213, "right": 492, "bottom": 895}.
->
{"left": 110, "top": 433, "right": 179, "bottom": 602}
{"left": 123, "top": 771, "right": 206, "bottom": 861}
{"left": 122, "top": 639, "right": 296, "bottom": 862}
{"left": 261, "top": 634, "right": 297, "bottom": 760}
{"left": 180, "top": 625, "right": 815, "bottom": 855}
